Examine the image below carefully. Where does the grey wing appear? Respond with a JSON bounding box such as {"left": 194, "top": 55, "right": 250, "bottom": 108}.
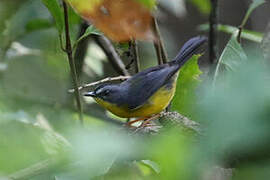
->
{"left": 121, "top": 64, "right": 178, "bottom": 110}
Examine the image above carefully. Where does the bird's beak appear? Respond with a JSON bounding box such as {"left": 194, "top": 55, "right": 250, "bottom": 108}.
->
{"left": 83, "top": 91, "right": 97, "bottom": 97}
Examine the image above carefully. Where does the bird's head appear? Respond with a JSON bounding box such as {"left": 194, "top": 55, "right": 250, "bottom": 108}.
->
{"left": 83, "top": 84, "right": 122, "bottom": 104}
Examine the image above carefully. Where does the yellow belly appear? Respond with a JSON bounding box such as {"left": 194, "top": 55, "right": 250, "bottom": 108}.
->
{"left": 94, "top": 76, "right": 177, "bottom": 118}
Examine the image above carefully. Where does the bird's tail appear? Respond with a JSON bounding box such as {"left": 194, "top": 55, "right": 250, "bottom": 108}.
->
{"left": 170, "top": 36, "right": 207, "bottom": 67}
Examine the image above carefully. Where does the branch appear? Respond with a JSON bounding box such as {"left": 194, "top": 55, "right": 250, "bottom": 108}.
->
{"left": 129, "top": 111, "right": 201, "bottom": 135}
{"left": 152, "top": 18, "right": 168, "bottom": 64}
{"left": 209, "top": 0, "right": 219, "bottom": 66}
{"left": 160, "top": 111, "right": 201, "bottom": 134}
{"left": 237, "top": 27, "right": 243, "bottom": 44}
{"left": 62, "top": 1, "right": 84, "bottom": 125}
{"left": 68, "top": 75, "right": 130, "bottom": 93}
{"left": 94, "top": 35, "right": 130, "bottom": 76}
{"left": 153, "top": 39, "right": 163, "bottom": 65}
{"left": 130, "top": 40, "right": 140, "bottom": 73}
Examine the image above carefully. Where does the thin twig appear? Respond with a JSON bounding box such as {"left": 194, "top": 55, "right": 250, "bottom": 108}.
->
{"left": 130, "top": 111, "right": 201, "bottom": 135}
{"left": 152, "top": 18, "right": 169, "bottom": 64}
{"left": 153, "top": 41, "right": 163, "bottom": 65}
{"left": 209, "top": 0, "right": 219, "bottom": 66}
{"left": 152, "top": 19, "right": 163, "bottom": 65}
{"left": 94, "top": 35, "right": 130, "bottom": 76}
{"left": 62, "top": 1, "right": 84, "bottom": 125}
{"left": 68, "top": 75, "right": 131, "bottom": 93}
{"left": 130, "top": 40, "right": 140, "bottom": 73}
{"left": 237, "top": 26, "right": 243, "bottom": 43}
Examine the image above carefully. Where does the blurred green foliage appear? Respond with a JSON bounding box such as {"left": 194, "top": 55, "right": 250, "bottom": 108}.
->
{"left": 0, "top": 0, "right": 270, "bottom": 179}
{"left": 136, "top": 0, "right": 157, "bottom": 9}
{"left": 189, "top": 0, "right": 211, "bottom": 15}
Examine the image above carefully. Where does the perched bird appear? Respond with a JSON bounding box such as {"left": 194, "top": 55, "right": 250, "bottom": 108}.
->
{"left": 84, "top": 36, "right": 207, "bottom": 123}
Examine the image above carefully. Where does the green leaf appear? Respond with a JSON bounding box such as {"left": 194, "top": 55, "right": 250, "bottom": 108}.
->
{"left": 41, "top": 0, "right": 64, "bottom": 34}
{"left": 73, "top": 25, "right": 102, "bottom": 51}
{"left": 26, "top": 18, "right": 53, "bottom": 32}
{"left": 140, "top": 160, "right": 160, "bottom": 174}
{"left": 189, "top": 0, "right": 211, "bottom": 15}
{"left": 241, "top": 0, "right": 265, "bottom": 27}
{"left": 2, "top": 0, "right": 47, "bottom": 50}
{"left": 171, "top": 55, "right": 202, "bottom": 118}
{"left": 150, "top": 129, "right": 195, "bottom": 179}
{"left": 0, "top": 121, "right": 50, "bottom": 173}
{"left": 75, "top": 25, "right": 102, "bottom": 45}
{"left": 114, "top": 42, "right": 130, "bottom": 56}
{"left": 199, "top": 24, "right": 263, "bottom": 43}
{"left": 213, "top": 34, "right": 247, "bottom": 83}
{"left": 198, "top": 60, "right": 270, "bottom": 165}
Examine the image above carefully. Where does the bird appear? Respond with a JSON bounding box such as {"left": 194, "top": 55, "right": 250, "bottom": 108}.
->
{"left": 84, "top": 36, "right": 207, "bottom": 125}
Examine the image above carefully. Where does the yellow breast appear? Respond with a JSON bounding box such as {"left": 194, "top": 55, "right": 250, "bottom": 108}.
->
{"left": 94, "top": 74, "right": 178, "bottom": 118}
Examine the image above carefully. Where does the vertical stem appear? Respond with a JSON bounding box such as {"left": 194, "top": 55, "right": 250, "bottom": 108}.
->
{"left": 153, "top": 41, "right": 163, "bottom": 65}
{"left": 74, "top": 22, "right": 90, "bottom": 78}
{"left": 237, "top": 27, "right": 243, "bottom": 43}
{"left": 154, "top": 18, "right": 169, "bottom": 63}
{"left": 130, "top": 40, "right": 140, "bottom": 73}
{"left": 209, "top": 0, "right": 219, "bottom": 67}
{"left": 152, "top": 18, "right": 168, "bottom": 65}
{"left": 63, "top": 1, "right": 83, "bottom": 125}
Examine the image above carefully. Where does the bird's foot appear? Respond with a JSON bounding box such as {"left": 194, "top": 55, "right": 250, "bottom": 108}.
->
{"left": 125, "top": 117, "right": 149, "bottom": 127}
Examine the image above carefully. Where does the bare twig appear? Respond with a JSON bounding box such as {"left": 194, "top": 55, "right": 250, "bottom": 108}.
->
{"left": 237, "top": 27, "right": 243, "bottom": 43}
{"left": 153, "top": 40, "right": 163, "bottom": 65}
{"left": 68, "top": 75, "right": 130, "bottom": 93}
{"left": 62, "top": 1, "right": 83, "bottom": 125}
{"left": 153, "top": 18, "right": 168, "bottom": 63}
{"left": 130, "top": 40, "right": 140, "bottom": 73}
{"left": 209, "top": 0, "right": 219, "bottom": 66}
{"left": 94, "top": 35, "right": 130, "bottom": 76}
{"left": 129, "top": 111, "right": 201, "bottom": 135}
{"left": 152, "top": 18, "right": 169, "bottom": 64}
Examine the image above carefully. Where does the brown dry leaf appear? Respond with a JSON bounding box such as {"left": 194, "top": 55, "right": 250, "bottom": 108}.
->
{"left": 66, "top": 0, "right": 155, "bottom": 42}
